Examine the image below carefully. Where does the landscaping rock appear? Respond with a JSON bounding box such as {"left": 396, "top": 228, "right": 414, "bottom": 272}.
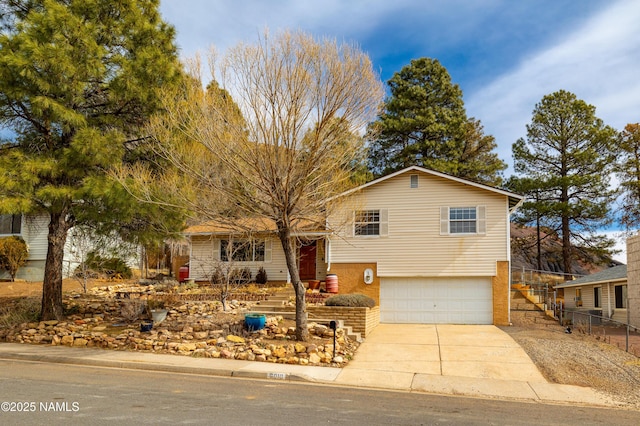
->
{"left": 1, "top": 283, "right": 359, "bottom": 368}
{"left": 60, "top": 335, "right": 74, "bottom": 346}
{"left": 226, "top": 335, "right": 245, "bottom": 343}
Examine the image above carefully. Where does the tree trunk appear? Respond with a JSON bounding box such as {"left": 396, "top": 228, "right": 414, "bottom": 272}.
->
{"left": 536, "top": 213, "right": 542, "bottom": 272}
{"left": 40, "top": 212, "right": 72, "bottom": 320}
{"left": 278, "top": 226, "right": 308, "bottom": 341}
{"left": 561, "top": 215, "right": 572, "bottom": 278}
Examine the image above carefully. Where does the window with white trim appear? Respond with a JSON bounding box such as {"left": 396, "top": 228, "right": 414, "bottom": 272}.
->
{"left": 450, "top": 207, "right": 477, "bottom": 233}
{"left": 354, "top": 209, "right": 388, "bottom": 236}
{"left": 220, "top": 239, "right": 266, "bottom": 262}
{"left": 594, "top": 287, "right": 601, "bottom": 308}
{"left": 440, "top": 206, "right": 486, "bottom": 235}
{"left": 0, "top": 214, "right": 21, "bottom": 235}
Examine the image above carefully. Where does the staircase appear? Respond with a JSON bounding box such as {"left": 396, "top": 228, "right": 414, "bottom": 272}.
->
{"left": 510, "top": 289, "right": 560, "bottom": 328}
{"left": 252, "top": 286, "right": 296, "bottom": 316}
{"left": 249, "top": 286, "right": 363, "bottom": 342}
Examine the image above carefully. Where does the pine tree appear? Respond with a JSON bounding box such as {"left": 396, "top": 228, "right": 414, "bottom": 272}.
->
{"left": 511, "top": 90, "right": 617, "bottom": 275}
{"left": 617, "top": 123, "right": 640, "bottom": 230}
{"left": 0, "top": 0, "right": 183, "bottom": 319}
{"left": 367, "top": 57, "right": 506, "bottom": 185}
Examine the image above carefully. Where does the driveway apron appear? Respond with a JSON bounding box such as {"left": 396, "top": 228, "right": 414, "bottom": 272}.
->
{"left": 334, "top": 324, "right": 546, "bottom": 389}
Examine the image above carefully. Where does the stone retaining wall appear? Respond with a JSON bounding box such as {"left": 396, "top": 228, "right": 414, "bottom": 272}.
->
{"left": 307, "top": 306, "right": 380, "bottom": 337}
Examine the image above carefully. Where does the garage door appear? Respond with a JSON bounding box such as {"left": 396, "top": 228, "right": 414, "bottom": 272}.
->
{"left": 380, "top": 277, "right": 493, "bottom": 324}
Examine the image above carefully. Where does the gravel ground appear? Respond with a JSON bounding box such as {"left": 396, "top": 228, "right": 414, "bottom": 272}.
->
{"left": 501, "top": 325, "right": 640, "bottom": 409}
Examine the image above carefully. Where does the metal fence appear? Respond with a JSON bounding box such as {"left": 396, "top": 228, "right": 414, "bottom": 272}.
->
{"left": 560, "top": 309, "right": 640, "bottom": 356}
{"left": 512, "top": 267, "right": 639, "bottom": 357}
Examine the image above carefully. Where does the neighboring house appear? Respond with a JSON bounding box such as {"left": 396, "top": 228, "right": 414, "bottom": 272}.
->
{"left": 0, "top": 213, "right": 140, "bottom": 281}
{"left": 0, "top": 213, "right": 49, "bottom": 281}
{"left": 556, "top": 232, "right": 640, "bottom": 328}
{"left": 554, "top": 265, "right": 628, "bottom": 322}
{"left": 185, "top": 166, "right": 523, "bottom": 325}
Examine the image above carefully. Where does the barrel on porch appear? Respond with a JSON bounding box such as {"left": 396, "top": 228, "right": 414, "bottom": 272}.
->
{"left": 325, "top": 274, "right": 338, "bottom": 293}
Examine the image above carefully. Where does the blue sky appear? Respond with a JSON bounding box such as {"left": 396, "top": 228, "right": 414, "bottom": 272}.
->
{"left": 158, "top": 0, "right": 640, "bottom": 174}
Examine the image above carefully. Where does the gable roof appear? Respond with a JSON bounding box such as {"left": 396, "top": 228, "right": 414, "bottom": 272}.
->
{"left": 336, "top": 166, "right": 524, "bottom": 212}
{"left": 555, "top": 265, "right": 627, "bottom": 289}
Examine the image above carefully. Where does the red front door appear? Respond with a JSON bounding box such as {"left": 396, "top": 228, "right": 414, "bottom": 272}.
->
{"left": 299, "top": 243, "right": 317, "bottom": 280}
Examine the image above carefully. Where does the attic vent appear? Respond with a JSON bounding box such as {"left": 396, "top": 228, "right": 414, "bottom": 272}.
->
{"left": 410, "top": 174, "right": 418, "bottom": 188}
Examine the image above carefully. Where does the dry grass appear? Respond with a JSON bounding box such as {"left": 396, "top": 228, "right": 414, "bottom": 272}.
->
{"left": 0, "top": 297, "right": 40, "bottom": 328}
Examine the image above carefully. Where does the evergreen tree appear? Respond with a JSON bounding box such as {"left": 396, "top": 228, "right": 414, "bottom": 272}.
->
{"left": 617, "top": 123, "right": 640, "bottom": 230}
{"left": 511, "top": 90, "right": 617, "bottom": 275}
{"left": 0, "top": 0, "right": 183, "bottom": 319}
{"left": 367, "top": 57, "right": 506, "bottom": 185}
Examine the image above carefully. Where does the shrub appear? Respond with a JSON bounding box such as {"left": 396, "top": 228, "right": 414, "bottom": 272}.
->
{"left": 255, "top": 267, "right": 268, "bottom": 285}
{"left": 325, "top": 293, "right": 376, "bottom": 308}
{"left": 230, "top": 267, "right": 251, "bottom": 284}
{"left": 0, "top": 236, "right": 29, "bottom": 281}
{"left": 76, "top": 251, "right": 132, "bottom": 279}
{"left": 119, "top": 299, "right": 146, "bottom": 322}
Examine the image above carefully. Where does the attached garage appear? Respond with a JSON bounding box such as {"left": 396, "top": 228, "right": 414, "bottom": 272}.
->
{"left": 380, "top": 277, "right": 493, "bottom": 324}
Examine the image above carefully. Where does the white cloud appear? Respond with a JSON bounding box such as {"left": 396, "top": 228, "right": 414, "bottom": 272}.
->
{"left": 160, "top": 0, "right": 404, "bottom": 58}
{"left": 465, "top": 0, "right": 640, "bottom": 171}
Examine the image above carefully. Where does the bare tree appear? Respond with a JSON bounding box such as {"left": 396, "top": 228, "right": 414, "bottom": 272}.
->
{"left": 66, "top": 226, "right": 96, "bottom": 293}
{"left": 203, "top": 237, "right": 255, "bottom": 311}
{"left": 119, "top": 30, "right": 384, "bottom": 340}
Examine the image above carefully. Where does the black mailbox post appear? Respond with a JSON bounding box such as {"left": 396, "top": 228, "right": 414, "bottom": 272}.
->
{"left": 329, "top": 320, "right": 337, "bottom": 359}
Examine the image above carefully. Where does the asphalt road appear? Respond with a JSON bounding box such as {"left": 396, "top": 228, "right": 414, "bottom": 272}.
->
{"left": 0, "top": 359, "right": 637, "bottom": 425}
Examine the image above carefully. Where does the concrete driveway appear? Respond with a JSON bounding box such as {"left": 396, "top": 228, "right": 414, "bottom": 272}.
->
{"left": 335, "top": 324, "right": 555, "bottom": 399}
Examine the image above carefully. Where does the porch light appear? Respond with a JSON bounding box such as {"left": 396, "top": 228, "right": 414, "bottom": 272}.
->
{"left": 364, "top": 268, "right": 374, "bottom": 284}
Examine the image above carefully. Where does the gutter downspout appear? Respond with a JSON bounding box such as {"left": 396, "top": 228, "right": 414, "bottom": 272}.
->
{"left": 507, "top": 201, "right": 514, "bottom": 325}
{"left": 325, "top": 237, "right": 331, "bottom": 272}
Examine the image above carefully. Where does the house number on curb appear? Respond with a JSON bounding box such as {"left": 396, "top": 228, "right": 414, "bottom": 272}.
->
{"left": 267, "top": 373, "right": 287, "bottom": 380}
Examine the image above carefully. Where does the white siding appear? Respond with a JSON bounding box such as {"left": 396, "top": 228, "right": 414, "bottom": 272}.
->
{"left": 189, "top": 236, "right": 217, "bottom": 281}
{"left": 22, "top": 214, "right": 49, "bottom": 261}
{"left": 62, "top": 228, "right": 142, "bottom": 278}
{"left": 329, "top": 170, "right": 509, "bottom": 277}
{"left": 189, "top": 235, "right": 289, "bottom": 282}
{"left": 564, "top": 285, "right": 599, "bottom": 310}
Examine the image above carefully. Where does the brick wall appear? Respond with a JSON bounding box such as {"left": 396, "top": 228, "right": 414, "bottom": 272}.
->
{"left": 492, "top": 260, "right": 510, "bottom": 326}
{"left": 308, "top": 305, "right": 380, "bottom": 337}
{"left": 326, "top": 263, "right": 379, "bottom": 304}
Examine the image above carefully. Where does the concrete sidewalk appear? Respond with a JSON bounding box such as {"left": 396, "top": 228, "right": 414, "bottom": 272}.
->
{"left": 0, "top": 324, "right": 620, "bottom": 407}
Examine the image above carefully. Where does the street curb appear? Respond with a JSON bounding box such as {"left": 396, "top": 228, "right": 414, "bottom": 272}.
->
{"left": 0, "top": 351, "right": 314, "bottom": 383}
{"left": 231, "top": 370, "right": 314, "bottom": 382}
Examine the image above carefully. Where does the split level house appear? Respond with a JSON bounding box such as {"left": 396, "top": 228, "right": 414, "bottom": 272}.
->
{"left": 185, "top": 166, "right": 524, "bottom": 326}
